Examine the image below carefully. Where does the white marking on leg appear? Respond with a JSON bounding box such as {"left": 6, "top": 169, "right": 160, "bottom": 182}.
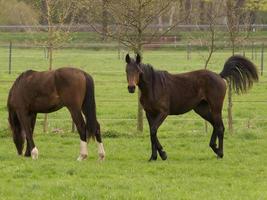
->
{"left": 77, "top": 140, "right": 88, "bottom": 161}
{"left": 31, "top": 147, "right": 39, "bottom": 160}
{"left": 97, "top": 142, "right": 105, "bottom": 161}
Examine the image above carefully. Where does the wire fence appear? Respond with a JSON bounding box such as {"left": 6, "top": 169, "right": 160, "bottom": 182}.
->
{"left": 0, "top": 26, "right": 267, "bottom": 134}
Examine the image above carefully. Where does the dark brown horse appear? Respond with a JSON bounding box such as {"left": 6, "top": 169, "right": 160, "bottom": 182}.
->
{"left": 7, "top": 67, "right": 105, "bottom": 161}
{"left": 125, "top": 54, "right": 258, "bottom": 161}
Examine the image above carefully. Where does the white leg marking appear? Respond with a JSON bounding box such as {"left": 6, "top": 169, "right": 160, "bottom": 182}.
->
{"left": 77, "top": 140, "right": 88, "bottom": 161}
{"left": 97, "top": 142, "right": 105, "bottom": 161}
{"left": 31, "top": 147, "right": 39, "bottom": 160}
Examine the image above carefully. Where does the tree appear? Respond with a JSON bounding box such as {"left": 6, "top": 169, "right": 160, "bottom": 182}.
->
{"left": 0, "top": 0, "right": 39, "bottom": 25}
{"left": 225, "top": 0, "right": 254, "bottom": 133}
{"left": 35, "top": 0, "right": 80, "bottom": 132}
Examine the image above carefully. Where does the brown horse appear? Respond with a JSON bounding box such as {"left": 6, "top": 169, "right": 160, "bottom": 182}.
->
{"left": 7, "top": 67, "right": 105, "bottom": 161}
{"left": 125, "top": 54, "right": 258, "bottom": 161}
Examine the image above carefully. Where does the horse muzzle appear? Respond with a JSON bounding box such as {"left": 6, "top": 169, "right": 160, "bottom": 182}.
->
{"left": 128, "top": 85, "right": 136, "bottom": 93}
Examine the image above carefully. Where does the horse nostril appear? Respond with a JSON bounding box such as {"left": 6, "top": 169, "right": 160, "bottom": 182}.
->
{"left": 128, "top": 86, "right": 135, "bottom": 93}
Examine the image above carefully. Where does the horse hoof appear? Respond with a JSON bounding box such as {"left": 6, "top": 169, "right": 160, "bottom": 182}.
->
{"left": 97, "top": 143, "right": 105, "bottom": 161}
{"left": 77, "top": 154, "right": 87, "bottom": 161}
{"left": 31, "top": 147, "right": 39, "bottom": 160}
{"left": 98, "top": 153, "right": 105, "bottom": 161}
{"left": 217, "top": 153, "right": 224, "bottom": 159}
{"left": 148, "top": 156, "right": 157, "bottom": 162}
{"left": 159, "top": 151, "right": 167, "bottom": 160}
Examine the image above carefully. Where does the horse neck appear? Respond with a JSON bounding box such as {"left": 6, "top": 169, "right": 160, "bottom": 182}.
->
{"left": 138, "top": 64, "right": 155, "bottom": 98}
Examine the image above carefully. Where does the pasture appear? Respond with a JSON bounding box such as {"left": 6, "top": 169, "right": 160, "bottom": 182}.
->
{"left": 0, "top": 47, "right": 267, "bottom": 199}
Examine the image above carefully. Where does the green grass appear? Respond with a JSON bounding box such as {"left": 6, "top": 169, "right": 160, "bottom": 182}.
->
{"left": 0, "top": 133, "right": 266, "bottom": 200}
{"left": 0, "top": 48, "right": 267, "bottom": 199}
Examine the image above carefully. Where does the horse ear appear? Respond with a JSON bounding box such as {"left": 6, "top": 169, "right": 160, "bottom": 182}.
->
{"left": 136, "top": 54, "right": 141, "bottom": 64}
{"left": 125, "top": 54, "right": 131, "bottom": 63}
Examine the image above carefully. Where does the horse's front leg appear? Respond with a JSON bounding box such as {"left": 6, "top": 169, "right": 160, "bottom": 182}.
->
{"left": 146, "top": 112, "right": 167, "bottom": 161}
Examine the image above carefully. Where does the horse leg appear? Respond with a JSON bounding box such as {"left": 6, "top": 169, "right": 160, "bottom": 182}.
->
{"left": 95, "top": 121, "right": 105, "bottom": 161}
{"left": 17, "top": 111, "right": 38, "bottom": 159}
{"left": 68, "top": 108, "right": 88, "bottom": 161}
{"left": 82, "top": 103, "right": 105, "bottom": 161}
{"left": 194, "top": 102, "right": 219, "bottom": 156}
{"left": 198, "top": 100, "right": 225, "bottom": 158}
{"left": 9, "top": 110, "right": 24, "bottom": 155}
{"left": 25, "top": 113, "right": 37, "bottom": 157}
{"left": 146, "top": 112, "right": 167, "bottom": 161}
{"left": 212, "top": 115, "right": 225, "bottom": 158}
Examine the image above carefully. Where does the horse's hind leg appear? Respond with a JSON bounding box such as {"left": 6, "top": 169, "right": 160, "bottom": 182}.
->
{"left": 94, "top": 121, "right": 105, "bottom": 160}
{"left": 17, "top": 111, "right": 38, "bottom": 159}
{"left": 194, "top": 101, "right": 220, "bottom": 156}
{"left": 9, "top": 110, "right": 24, "bottom": 155}
{"left": 24, "top": 113, "right": 37, "bottom": 157}
{"left": 68, "top": 108, "right": 88, "bottom": 161}
{"left": 211, "top": 114, "right": 224, "bottom": 158}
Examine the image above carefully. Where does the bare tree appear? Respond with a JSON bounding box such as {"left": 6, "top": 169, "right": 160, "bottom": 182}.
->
{"left": 225, "top": 0, "right": 253, "bottom": 133}
{"left": 35, "top": 0, "right": 80, "bottom": 132}
{"left": 189, "top": 0, "right": 224, "bottom": 132}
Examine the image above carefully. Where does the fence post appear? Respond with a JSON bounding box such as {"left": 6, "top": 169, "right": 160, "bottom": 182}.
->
{"left": 261, "top": 43, "right": 264, "bottom": 76}
{"left": 9, "top": 41, "right": 12, "bottom": 74}
{"left": 187, "top": 42, "right": 191, "bottom": 60}
{"left": 228, "top": 84, "right": 233, "bottom": 133}
{"left": 251, "top": 42, "right": 254, "bottom": 60}
{"left": 174, "top": 36, "right": 177, "bottom": 48}
{"left": 44, "top": 46, "right": 48, "bottom": 59}
{"left": 243, "top": 44, "right": 245, "bottom": 57}
{"left": 255, "top": 42, "right": 257, "bottom": 60}
{"left": 43, "top": 114, "right": 48, "bottom": 133}
{"left": 137, "top": 89, "right": 143, "bottom": 132}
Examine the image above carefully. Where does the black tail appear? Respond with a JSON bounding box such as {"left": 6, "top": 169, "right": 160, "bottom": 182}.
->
{"left": 8, "top": 106, "right": 24, "bottom": 155}
{"left": 82, "top": 73, "right": 97, "bottom": 140}
{"left": 220, "top": 55, "right": 258, "bottom": 94}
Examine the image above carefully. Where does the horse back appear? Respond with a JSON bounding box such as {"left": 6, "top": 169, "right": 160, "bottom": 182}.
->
{"left": 167, "top": 70, "right": 226, "bottom": 114}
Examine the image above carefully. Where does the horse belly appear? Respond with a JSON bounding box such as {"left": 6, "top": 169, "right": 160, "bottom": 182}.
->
{"left": 169, "top": 106, "right": 193, "bottom": 115}
{"left": 169, "top": 100, "right": 198, "bottom": 115}
{"left": 31, "top": 95, "right": 63, "bottom": 113}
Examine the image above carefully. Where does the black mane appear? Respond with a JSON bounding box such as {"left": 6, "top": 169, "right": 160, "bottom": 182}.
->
{"left": 138, "top": 63, "right": 167, "bottom": 99}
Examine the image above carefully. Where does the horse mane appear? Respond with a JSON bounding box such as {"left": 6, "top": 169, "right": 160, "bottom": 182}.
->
{"left": 139, "top": 63, "right": 167, "bottom": 99}
{"left": 11, "top": 70, "right": 35, "bottom": 89}
{"left": 8, "top": 70, "right": 35, "bottom": 101}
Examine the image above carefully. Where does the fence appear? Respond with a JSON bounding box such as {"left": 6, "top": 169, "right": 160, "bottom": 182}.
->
{"left": 0, "top": 25, "right": 267, "bottom": 135}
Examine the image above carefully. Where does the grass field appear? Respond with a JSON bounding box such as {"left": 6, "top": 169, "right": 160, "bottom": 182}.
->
{"left": 0, "top": 47, "right": 267, "bottom": 199}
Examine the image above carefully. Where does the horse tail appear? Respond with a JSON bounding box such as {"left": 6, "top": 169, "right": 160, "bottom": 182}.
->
{"left": 219, "top": 55, "right": 258, "bottom": 94}
{"left": 8, "top": 106, "right": 24, "bottom": 155}
{"left": 82, "top": 73, "right": 97, "bottom": 140}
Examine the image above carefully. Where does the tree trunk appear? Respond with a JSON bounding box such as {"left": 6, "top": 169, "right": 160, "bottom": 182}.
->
{"left": 158, "top": 15, "right": 163, "bottom": 32}
{"left": 102, "top": 0, "right": 108, "bottom": 41}
{"left": 40, "top": 0, "right": 48, "bottom": 24}
{"left": 169, "top": 5, "right": 175, "bottom": 26}
{"left": 185, "top": 0, "right": 191, "bottom": 24}
{"left": 43, "top": 0, "right": 53, "bottom": 133}
{"left": 227, "top": 85, "right": 233, "bottom": 133}
{"left": 136, "top": 46, "right": 143, "bottom": 132}
{"left": 199, "top": 0, "right": 205, "bottom": 25}
{"left": 228, "top": 43, "right": 235, "bottom": 133}
{"left": 136, "top": 0, "right": 143, "bottom": 132}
